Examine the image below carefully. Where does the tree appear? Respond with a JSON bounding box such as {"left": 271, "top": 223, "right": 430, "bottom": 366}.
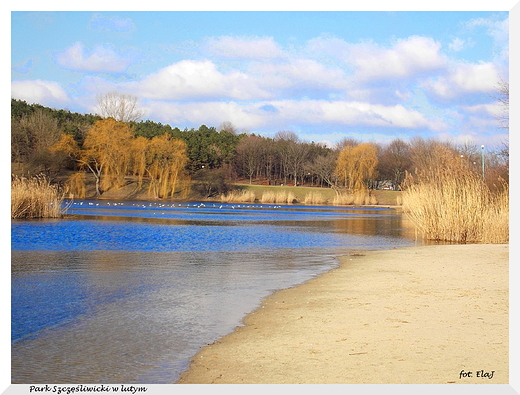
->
{"left": 13, "top": 109, "right": 63, "bottom": 176}
{"left": 53, "top": 120, "right": 189, "bottom": 199}
{"left": 218, "top": 121, "right": 237, "bottom": 135}
{"left": 235, "top": 135, "right": 265, "bottom": 184}
{"left": 145, "top": 134, "right": 188, "bottom": 199}
{"left": 377, "top": 139, "right": 411, "bottom": 189}
{"left": 335, "top": 143, "right": 378, "bottom": 191}
{"left": 49, "top": 133, "right": 81, "bottom": 174}
{"left": 96, "top": 91, "right": 144, "bottom": 123}
{"left": 286, "top": 139, "right": 310, "bottom": 186}
{"left": 192, "top": 168, "right": 230, "bottom": 197}
{"left": 11, "top": 118, "right": 30, "bottom": 163}
{"left": 274, "top": 131, "right": 299, "bottom": 184}
{"left": 310, "top": 153, "right": 338, "bottom": 188}
{"left": 129, "top": 136, "right": 149, "bottom": 189}
{"left": 79, "top": 119, "right": 134, "bottom": 195}
{"left": 334, "top": 137, "right": 359, "bottom": 153}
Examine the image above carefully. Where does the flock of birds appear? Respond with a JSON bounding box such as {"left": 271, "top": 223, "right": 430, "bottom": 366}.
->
{"left": 68, "top": 201, "right": 285, "bottom": 211}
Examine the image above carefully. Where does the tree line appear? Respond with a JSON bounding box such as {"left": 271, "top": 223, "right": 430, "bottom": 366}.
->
{"left": 11, "top": 98, "right": 509, "bottom": 199}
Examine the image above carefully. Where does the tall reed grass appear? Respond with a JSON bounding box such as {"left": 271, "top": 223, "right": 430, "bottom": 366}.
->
{"left": 11, "top": 175, "right": 65, "bottom": 219}
{"left": 220, "top": 190, "right": 257, "bottom": 203}
{"left": 332, "top": 190, "right": 378, "bottom": 206}
{"left": 260, "top": 191, "right": 297, "bottom": 204}
{"left": 303, "top": 191, "right": 327, "bottom": 205}
{"left": 402, "top": 168, "right": 508, "bottom": 244}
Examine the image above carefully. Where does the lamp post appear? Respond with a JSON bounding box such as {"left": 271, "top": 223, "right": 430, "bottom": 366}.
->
{"left": 481, "top": 145, "right": 485, "bottom": 180}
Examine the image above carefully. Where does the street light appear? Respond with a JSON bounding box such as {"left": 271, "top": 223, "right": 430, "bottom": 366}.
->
{"left": 481, "top": 145, "right": 485, "bottom": 180}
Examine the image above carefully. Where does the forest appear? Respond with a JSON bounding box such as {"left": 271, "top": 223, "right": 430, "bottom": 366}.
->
{"left": 11, "top": 97, "right": 509, "bottom": 201}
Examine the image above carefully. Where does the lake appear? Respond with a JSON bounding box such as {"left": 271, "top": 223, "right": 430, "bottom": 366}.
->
{"left": 11, "top": 200, "right": 421, "bottom": 383}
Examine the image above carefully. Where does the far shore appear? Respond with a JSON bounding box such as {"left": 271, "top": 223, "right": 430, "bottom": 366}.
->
{"left": 177, "top": 244, "right": 509, "bottom": 384}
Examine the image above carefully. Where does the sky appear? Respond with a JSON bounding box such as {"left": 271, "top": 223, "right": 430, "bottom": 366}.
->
{"left": 10, "top": 7, "right": 513, "bottom": 148}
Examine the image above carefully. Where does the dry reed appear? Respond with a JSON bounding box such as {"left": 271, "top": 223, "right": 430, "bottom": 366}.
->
{"left": 303, "top": 192, "right": 327, "bottom": 205}
{"left": 260, "top": 190, "right": 297, "bottom": 204}
{"left": 402, "top": 168, "right": 508, "bottom": 244}
{"left": 11, "top": 175, "right": 65, "bottom": 219}
{"left": 220, "top": 190, "right": 257, "bottom": 203}
{"left": 333, "top": 190, "right": 377, "bottom": 206}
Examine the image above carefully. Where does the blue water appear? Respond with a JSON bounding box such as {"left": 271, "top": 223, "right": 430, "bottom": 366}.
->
{"left": 11, "top": 200, "right": 419, "bottom": 383}
{"left": 12, "top": 201, "right": 392, "bottom": 252}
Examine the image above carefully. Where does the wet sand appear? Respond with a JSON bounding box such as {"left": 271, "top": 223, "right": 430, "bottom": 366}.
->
{"left": 177, "top": 244, "right": 509, "bottom": 384}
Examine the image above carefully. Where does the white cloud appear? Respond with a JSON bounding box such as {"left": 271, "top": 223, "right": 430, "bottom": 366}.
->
{"left": 348, "top": 36, "right": 447, "bottom": 81}
{"left": 451, "top": 62, "right": 499, "bottom": 91}
{"left": 133, "top": 60, "right": 271, "bottom": 101}
{"left": 422, "top": 61, "right": 500, "bottom": 100}
{"left": 19, "top": 26, "right": 504, "bottom": 145}
{"left": 143, "top": 98, "right": 448, "bottom": 134}
{"left": 145, "top": 101, "right": 264, "bottom": 130}
{"left": 132, "top": 54, "right": 350, "bottom": 103}
{"left": 461, "top": 102, "right": 502, "bottom": 118}
{"left": 11, "top": 80, "right": 70, "bottom": 107}
{"left": 201, "top": 36, "right": 285, "bottom": 60}
{"left": 54, "top": 42, "right": 131, "bottom": 73}
{"left": 250, "top": 58, "right": 348, "bottom": 92}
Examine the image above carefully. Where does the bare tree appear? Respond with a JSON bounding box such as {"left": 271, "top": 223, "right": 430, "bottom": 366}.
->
{"left": 311, "top": 153, "right": 338, "bottom": 188}
{"left": 96, "top": 91, "right": 144, "bottom": 123}
{"left": 378, "top": 139, "right": 412, "bottom": 189}
{"left": 286, "top": 140, "right": 310, "bottom": 186}
{"left": 334, "top": 137, "right": 359, "bottom": 153}
{"left": 274, "top": 131, "right": 299, "bottom": 184}
{"left": 235, "top": 135, "right": 265, "bottom": 184}
{"left": 218, "top": 121, "right": 237, "bottom": 135}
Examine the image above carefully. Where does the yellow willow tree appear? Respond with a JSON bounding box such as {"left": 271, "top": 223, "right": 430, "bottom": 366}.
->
{"left": 335, "top": 142, "right": 378, "bottom": 191}
{"left": 50, "top": 133, "right": 80, "bottom": 163}
{"left": 130, "top": 136, "right": 149, "bottom": 189}
{"left": 50, "top": 134, "right": 86, "bottom": 198}
{"left": 146, "top": 134, "right": 188, "bottom": 199}
{"left": 80, "top": 119, "right": 134, "bottom": 196}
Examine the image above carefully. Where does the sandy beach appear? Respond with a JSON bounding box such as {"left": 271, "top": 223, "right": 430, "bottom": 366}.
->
{"left": 177, "top": 244, "right": 509, "bottom": 384}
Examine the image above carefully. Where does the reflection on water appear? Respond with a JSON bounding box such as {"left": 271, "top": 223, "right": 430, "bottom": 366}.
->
{"left": 12, "top": 201, "right": 421, "bottom": 383}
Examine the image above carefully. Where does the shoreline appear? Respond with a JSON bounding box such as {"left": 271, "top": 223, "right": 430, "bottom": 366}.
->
{"left": 177, "top": 244, "right": 509, "bottom": 384}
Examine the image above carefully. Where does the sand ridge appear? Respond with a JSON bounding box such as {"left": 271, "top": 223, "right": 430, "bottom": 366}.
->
{"left": 177, "top": 244, "right": 509, "bottom": 384}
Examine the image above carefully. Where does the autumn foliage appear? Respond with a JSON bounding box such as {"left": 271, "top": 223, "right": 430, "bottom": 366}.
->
{"left": 335, "top": 142, "right": 378, "bottom": 191}
{"left": 52, "top": 118, "right": 189, "bottom": 199}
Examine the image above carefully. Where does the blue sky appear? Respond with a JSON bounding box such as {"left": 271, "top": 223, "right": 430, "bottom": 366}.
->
{"left": 10, "top": 7, "right": 512, "bottom": 147}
